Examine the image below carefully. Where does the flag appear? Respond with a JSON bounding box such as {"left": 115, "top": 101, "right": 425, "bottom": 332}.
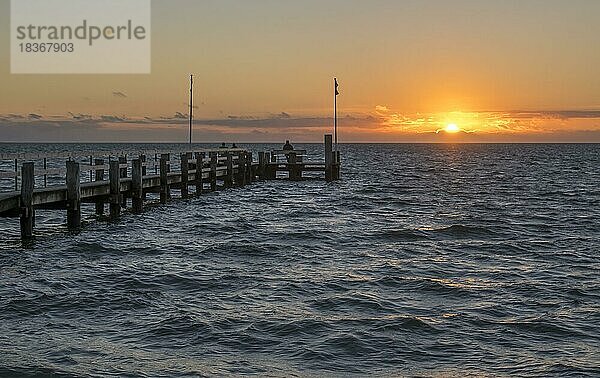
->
{"left": 335, "top": 78, "right": 339, "bottom": 96}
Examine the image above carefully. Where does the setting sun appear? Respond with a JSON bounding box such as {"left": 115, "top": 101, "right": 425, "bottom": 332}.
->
{"left": 445, "top": 123, "right": 460, "bottom": 133}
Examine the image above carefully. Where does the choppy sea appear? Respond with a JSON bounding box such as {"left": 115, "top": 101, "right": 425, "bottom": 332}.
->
{"left": 1, "top": 143, "right": 599, "bottom": 376}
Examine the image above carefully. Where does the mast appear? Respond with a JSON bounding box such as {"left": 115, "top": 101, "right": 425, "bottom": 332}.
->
{"left": 189, "top": 74, "right": 193, "bottom": 144}
{"left": 334, "top": 77, "right": 339, "bottom": 150}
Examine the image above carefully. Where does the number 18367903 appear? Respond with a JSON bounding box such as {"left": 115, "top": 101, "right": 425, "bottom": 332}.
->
{"left": 19, "top": 42, "right": 74, "bottom": 53}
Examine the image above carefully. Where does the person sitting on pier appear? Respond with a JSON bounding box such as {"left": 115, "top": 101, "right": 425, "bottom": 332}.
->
{"left": 283, "top": 140, "right": 294, "bottom": 151}
{"left": 282, "top": 140, "right": 295, "bottom": 163}
{"left": 219, "top": 142, "right": 228, "bottom": 149}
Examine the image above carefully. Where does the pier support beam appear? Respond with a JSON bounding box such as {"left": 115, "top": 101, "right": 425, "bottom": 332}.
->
{"left": 132, "top": 158, "right": 143, "bottom": 214}
{"left": 225, "top": 152, "right": 234, "bottom": 188}
{"left": 195, "top": 152, "right": 205, "bottom": 195}
{"left": 325, "top": 134, "right": 333, "bottom": 182}
{"left": 289, "top": 152, "right": 301, "bottom": 181}
{"left": 258, "top": 152, "right": 266, "bottom": 180}
{"left": 66, "top": 161, "right": 81, "bottom": 230}
{"left": 119, "top": 156, "right": 128, "bottom": 208}
{"left": 94, "top": 159, "right": 105, "bottom": 216}
{"left": 241, "top": 152, "right": 248, "bottom": 187}
{"left": 140, "top": 154, "right": 147, "bottom": 200}
{"left": 160, "top": 154, "right": 170, "bottom": 204}
{"left": 334, "top": 151, "right": 341, "bottom": 180}
{"left": 20, "top": 162, "right": 35, "bottom": 239}
{"left": 247, "top": 152, "right": 254, "bottom": 183}
{"left": 180, "top": 153, "right": 189, "bottom": 199}
{"left": 209, "top": 152, "right": 217, "bottom": 191}
{"left": 109, "top": 160, "right": 121, "bottom": 219}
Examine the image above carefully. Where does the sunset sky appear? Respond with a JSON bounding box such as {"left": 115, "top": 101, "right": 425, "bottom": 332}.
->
{"left": 1, "top": 0, "right": 600, "bottom": 142}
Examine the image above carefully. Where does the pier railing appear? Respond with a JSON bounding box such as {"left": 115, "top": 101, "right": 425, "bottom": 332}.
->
{"left": 0, "top": 146, "right": 245, "bottom": 190}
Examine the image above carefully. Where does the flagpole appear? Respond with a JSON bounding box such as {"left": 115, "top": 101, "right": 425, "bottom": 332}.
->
{"left": 189, "top": 74, "right": 193, "bottom": 145}
{"left": 334, "top": 77, "right": 338, "bottom": 151}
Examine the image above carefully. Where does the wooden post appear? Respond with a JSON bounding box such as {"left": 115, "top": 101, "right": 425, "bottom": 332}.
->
{"left": 234, "top": 152, "right": 241, "bottom": 186}
{"left": 265, "top": 152, "right": 275, "bottom": 179}
{"left": 132, "top": 158, "right": 143, "bottom": 214}
{"left": 20, "top": 162, "right": 35, "bottom": 239}
{"left": 160, "top": 153, "right": 169, "bottom": 204}
{"left": 66, "top": 161, "right": 81, "bottom": 230}
{"left": 325, "top": 134, "right": 333, "bottom": 182}
{"left": 195, "top": 152, "right": 205, "bottom": 195}
{"left": 119, "top": 156, "right": 127, "bottom": 208}
{"left": 89, "top": 156, "right": 93, "bottom": 182}
{"left": 166, "top": 153, "right": 172, "bottom": 199}
{"left": 209, "top": 152, "right": 217, "bottom": 191}
{"left": 109, "top": 160, "right": 121, "bottom": 219}
{"left": 289, "top": 152, "right": 300, "bottom": 181}
{"left": 14, "top": 159, "right": 18, "bottom": 191}
{"left": 180, "top": 153, "right": 189, "bottom": 199}
{"left": 140, "top": 154, "right": 147, "bottom": 176}
{"left": 94, "top": 158, "right": 105, "bottom": 215}
{"left": 334, "top": 150, "right": 341, "bottom": 180}
{"left": 43, "top": 158, "right": 47, "bottom": 188}
{"left": 225, "top": 152, "right": 234, "bottom": 188}
{"left": 238, "top": 152, "right": 247, "bottom": 187}
{"left": 247, "top": 152, "right": 253, "bottom": 183}
{"left": 119, "top": 156, "right": 127, "bottom": 177}
{"left": 258, "top": 152, "right": 266, "bottom": 180}
{"left": 140, "top": 154, "right": 147, "bottom": 200}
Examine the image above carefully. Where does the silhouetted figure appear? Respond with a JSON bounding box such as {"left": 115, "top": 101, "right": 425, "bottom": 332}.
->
{"left": 283, "top": 140, "right": 294, "bottom": 151}
{"left": 219, "top": 142, "right": 227, "bottom": 149}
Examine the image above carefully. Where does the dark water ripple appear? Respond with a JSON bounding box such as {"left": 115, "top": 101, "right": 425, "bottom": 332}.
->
{"left": 1, "top": 143, "right": 600, "bottom": 376}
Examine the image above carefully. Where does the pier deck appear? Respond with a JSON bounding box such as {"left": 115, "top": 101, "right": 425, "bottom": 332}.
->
{"left": 0, "top": 135, "right": 341, "bottom": 239}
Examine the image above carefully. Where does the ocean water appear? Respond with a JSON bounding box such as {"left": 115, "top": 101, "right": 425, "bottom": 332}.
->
{"left": 0, "top": 143, "right": 599, "bottom": 377}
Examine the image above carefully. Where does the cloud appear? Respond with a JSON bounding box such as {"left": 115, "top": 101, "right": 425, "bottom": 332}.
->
{"left": 112, "top": 91, "right": 127, "bottom": 98}
{"left": 227, "top": 115, "right": 258, "bottom": 120}
{"left": 183, "top": 103, "right": 200, "bottom": 110}
{"left": 508, "top": 110, "right": 600, "bottom": 120}
{"left": 2, "top": 109, "right": 600, "bottom": 142}
{"left": 68, "top": 112, "right": 93, "bottom": 120}
{"left": 272, "top": 112, "right": 291, "bottom": 119}
{"left": 375, "top": 105, "right": 389, "bottom": 114}
{"left": 100, "top": 115, "right": 127, "bottom": 122}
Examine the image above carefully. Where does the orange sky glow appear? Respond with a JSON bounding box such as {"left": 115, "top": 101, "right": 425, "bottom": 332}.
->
{"left": 1, "top": 0, "right": 599, "bottom": 142}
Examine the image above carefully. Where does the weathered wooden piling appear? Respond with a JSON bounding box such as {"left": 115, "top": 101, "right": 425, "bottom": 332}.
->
{"left": 247, "top": 152, "right": 254, "bottom": 183}
{"left": 180, "top": 153, "right": 189, "bottom": 199}
{"left": 325, "top": 134, "right": 333, "bottom": 182}
{"left": 258, "top": 152, "right": 266, "bottom": 180}
{"left": 334, "top": 151, "right": 341, "bottom": 180}
{"left": 195, "top": 152, "right": 205, "bottom": 194}
{"left": 140, "top": 154, "right": 147, "bottom": 200}
{"left": 289, "top": 152, "right": 300, "bottom": 181}
{"left": 119, "top": 156, "right": 128, "bottom": 208}
{"left": 109, "top": 160, "right": 121, "bottom": 219}
{"left": 238, "top": 152, "right": 247, "bottom": 187}
{"left": 160, "top": 154, "right": 169, "bottom": 204}
{"left": 209, "top": 152, "right": 217, "bottom": 191}
{"left": 225, "top": 153, "right": 234, "bottom": 188}
{"left": 94, "top": 159, "right": 105, "bottom": 215}
{"left": 131, "top": 159, "right": 144, "bottom": 214}
{"left": 19, "top": 162, "right": 34, "bottom": 239}
{"left": 66, "top": 161, "right": 81, "bottom": 229}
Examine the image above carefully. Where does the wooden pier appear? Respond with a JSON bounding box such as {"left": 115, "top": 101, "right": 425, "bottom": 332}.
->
{"left": 0, "top": 135, "right": 341, "bottom": 240}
